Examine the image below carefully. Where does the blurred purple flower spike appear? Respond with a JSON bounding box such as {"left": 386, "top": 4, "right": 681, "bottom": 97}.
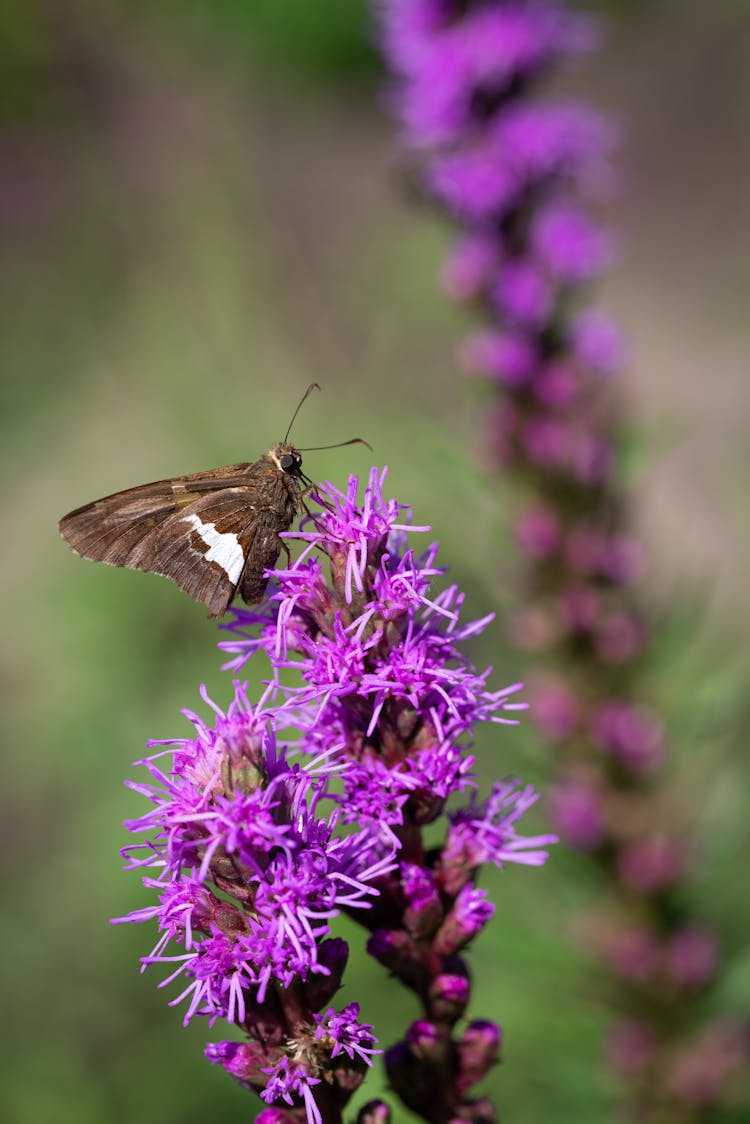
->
{"left": 375, "top": 0, "right": 749, "bottom": 1118}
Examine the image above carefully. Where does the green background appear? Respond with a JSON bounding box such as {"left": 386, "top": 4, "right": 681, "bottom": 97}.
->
{"left": 2, "top": 1, "right": 750, "bottom": 1121}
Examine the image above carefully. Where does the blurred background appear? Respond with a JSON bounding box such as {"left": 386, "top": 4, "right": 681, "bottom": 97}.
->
{"left": 2, "top": 1, "right": 749, "bottom": 1121}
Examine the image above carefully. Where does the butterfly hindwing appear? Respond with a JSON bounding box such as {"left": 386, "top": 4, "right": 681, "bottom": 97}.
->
{"left": 149, "top": 486, "right": 273, "bottom": 618}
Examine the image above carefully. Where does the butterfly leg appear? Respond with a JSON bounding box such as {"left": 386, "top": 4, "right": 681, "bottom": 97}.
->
{"left": 300, "top": 484, "right": 335, "bottom": 518}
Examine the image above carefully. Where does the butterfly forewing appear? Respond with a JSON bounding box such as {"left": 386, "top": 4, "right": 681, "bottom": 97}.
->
{"left": 59, "top": 451, "right": 305, "bottom": 617}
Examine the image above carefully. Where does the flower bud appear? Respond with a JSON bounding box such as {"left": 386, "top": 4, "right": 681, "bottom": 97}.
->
{"left": 356, "top": 1101, "right": 392, "bottom": 1124}
{"left": 529, "top": 677, "right": 579, "bottom": 740}
{"left": 205, "top": 1039, "right": 280, "bottom": 1089}
{"left": 533, "top": 360, "right": 579, "bottom": 408}
{"left": 304, "top": 938, "right": 349, "bottom": 1009}
{"left": 522, "top": 416, "right": 571, "bottom": 469}
{"left": 434, "top": 885, "right": 494, "bottom": 956}
{"left": 560, "top": 584, "right": 599, "bottom": 632}
{"left": 428, "top": 972, "right": 471, "bottom": 1020}
{"left": 548, "top": 781, "right": 604, "bottom": 851}
{"left": 664, "top": 928, "right": 718, "bottom": 989}
{"left": 565, "top": 523, "right": 606, "bottom": 575}
{"left": 666, "top": 1017, "right": 750, "bottom": 1106}
{"left": 442, "top": 236, "right": 496, "bottom": 303}
{"left": 256, "top": 1111, "right": 300, "bottom": 1124}
{"left": 572, "top": 307, "right": 625, "bottom": 376}
{"left": 385, "top": 1040, "right": 441, "bottom": 1118}
{"left": 450, "top": 1097, "right": 497, "bottom": 1124}
{"left": 605, "top": 1018, "right": 655, "bottom": 1076}
{"left": 459, "top": 329, "right": 537, "bottom": 387}
{"left": 255, "top": 1110, "right": 300, "bottom": 1124}
{"left": 402, "top": 864, "right": 442, "bottom": 939}
{"left": 590, "top": 701, "right": 664, "bottom": 775}
{"left": 514, "top": 505, "right": 561, "bottom": 559}
{"left": 406, "top": 1019, "right": 442, "bottom": 1062}
{"left": 606, "top": 926, "right": 658, "bottom": 983}
{"left": 436, "top": 824, "right": 482, "bottom": 895}
{"left": 595, "top": 610, "right": 643, "bottom": 663}
{"left": 456, "top": 1020, "right": 502, "bottom": 1091}
{"left": 367, "top": 928, "right": 422, "bottom": 980}
{"left": 617, "top": 837, "right": 688, "bottom": 893}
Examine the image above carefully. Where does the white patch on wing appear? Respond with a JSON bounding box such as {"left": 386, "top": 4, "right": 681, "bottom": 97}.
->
{"left": 183, "top": 514, "right": 244, "bottom": 584}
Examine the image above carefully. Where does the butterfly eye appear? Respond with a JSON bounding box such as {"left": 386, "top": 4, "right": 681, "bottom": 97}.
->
{"left": 280, "top": 454, "right": 298, "bottom": 473}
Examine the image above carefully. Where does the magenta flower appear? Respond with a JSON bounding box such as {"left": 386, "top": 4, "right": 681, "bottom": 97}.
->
{"left": 117, "top": 468, "right": 553, "bottom": 1123}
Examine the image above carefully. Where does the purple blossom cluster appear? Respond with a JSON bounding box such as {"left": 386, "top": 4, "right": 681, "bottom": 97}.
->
{"left": 376, "top": 0, "right": 749, "bottom": 1118}
{"left": 117, "top": 467, "right": 554, "bottom": 1124}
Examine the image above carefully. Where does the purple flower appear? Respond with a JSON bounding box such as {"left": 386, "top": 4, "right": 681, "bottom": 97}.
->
{"left": 617, "top": 836, "right": 688, "bottom": 893}
{"left": 445, "top": 779, "right": 556, "bottom": 872}
{"left": 548, "top": 780, "right": 603, "bottom": 851}
{"left": 606, "top": 927, "right": 659, "bottom": 983}
{"left": 664, "top": 928, "right": 718, "bottom": 988}
{"left": 514, "top": 504, "right": 562, "bottom": 559}
{"left": 427, "top": 102, "right": 615, "bottom": 222}
{"left": 221, "top": 469, "right": 526, "bottom": 830}
{"left": 666, "top": 1018, "right": 750, "bottom": 1106}
{"left": 379, "top": 0, "right": 598, "bottom": 146}
{"left": 313, "top": 1003, "right": 381, "bottom": 1065}
{"left": 532, "top": 202, "right": 617, "bottom": 282}
{"left": 117, "top": 467, "right": 548, "bottom": 1123}
{"left": 590, "top": 700, "right": 664, "bottom": 775}
{"left": 261, "top": 1058, "right": 322, "bottom": 1124}
{"left": 528, "top": 677, "right": 579, "bottom": 739}
{"left": 117, "top": 688, "right": 394, "bottom": 1018}
{"left": 442, "top": 233, "right": 497, "bottom": 301}
{"left": 606, "top": 1019, "right": 656, "bottom": 1076}
{"left": 571, "top": 307, "right": 626, "bottom": 375}
{"left": 433, "top": 884, "right": 495, "bottom": 955}
{"left": 458, "top": 327, "right": 538, "bottom": 386}
{"left": 492, "top": 259, "right": 553, "bottom": 327}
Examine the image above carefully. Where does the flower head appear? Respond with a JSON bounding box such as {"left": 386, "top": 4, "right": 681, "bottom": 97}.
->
{"left": 118, "top": 467, "right": 543, "bottom": 1124}
{"left": 117, "top": 681, "right": 395, "bottom": 1019}
{"left": 221, "top": 468, "right": 525, "bottom": 829}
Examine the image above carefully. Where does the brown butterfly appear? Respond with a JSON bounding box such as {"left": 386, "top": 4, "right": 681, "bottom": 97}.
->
{"left": 58, "top": 384, "right": 368, "bottom": 618}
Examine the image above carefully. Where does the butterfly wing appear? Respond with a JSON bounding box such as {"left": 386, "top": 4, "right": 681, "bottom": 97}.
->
{"left": 59, "top": 462, "right": 267, "bottom": 616}
{"left": 146, "top": 483, "right": 296, "bottom": 618}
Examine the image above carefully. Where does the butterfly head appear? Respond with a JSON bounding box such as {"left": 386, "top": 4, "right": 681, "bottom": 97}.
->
{"left": 268, "top": 442, "right": 304, "bottom": 477}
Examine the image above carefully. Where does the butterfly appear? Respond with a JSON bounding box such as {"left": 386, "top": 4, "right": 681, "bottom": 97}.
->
{"left": 58, "top": 384, "right": 367, "bottom": 617}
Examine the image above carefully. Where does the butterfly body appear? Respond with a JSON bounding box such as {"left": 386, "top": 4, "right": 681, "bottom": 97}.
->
{"left": 59, "top": 442, "right": 307, "bottom": 618}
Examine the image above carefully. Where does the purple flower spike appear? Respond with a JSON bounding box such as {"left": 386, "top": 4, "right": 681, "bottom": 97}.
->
{"left": 118, "top": 468, "right": 549, "bottom": 1123}
{"left": 220, "top": 470, "right": 549, "bottom": 1120}
{"left": 375, "top": 0, "right": 747, "bottom": 1119}
{"left": 221, "top": 469, "right": 526, "bottom": 829}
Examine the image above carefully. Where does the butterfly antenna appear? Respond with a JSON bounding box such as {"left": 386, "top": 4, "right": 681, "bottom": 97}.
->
{"left": 298, "top": 437, "right": 373, "bottom": 453}
{"left": 284, "top": 383, "right": 321, "bottom": 443}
